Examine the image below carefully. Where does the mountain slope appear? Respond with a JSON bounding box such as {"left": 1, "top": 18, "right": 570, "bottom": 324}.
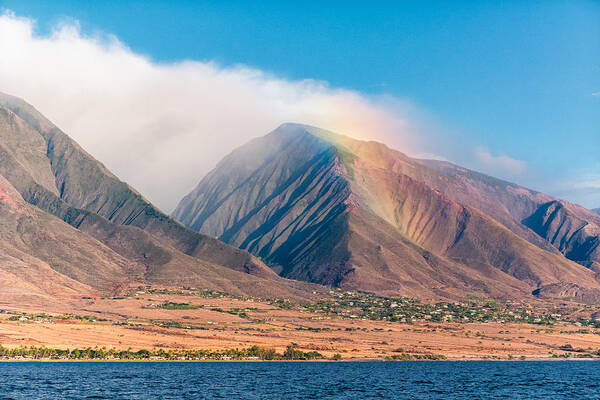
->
{"left": 0, "top": 173, "right": 140, "bottom": 307}
{"left": 0, "top": 93, "right": 320, "bottom": 301}
{"left": 329, "top": 136, "right": 600, "bottom": 271}
{"left": 173, "top": 123, "right": 600, "bottom": 301}
{"left": 523, "top": 201, "right": 600, "bottom": 271}
{"left": 0, "top": 92, "right": 274, "bottom": 276}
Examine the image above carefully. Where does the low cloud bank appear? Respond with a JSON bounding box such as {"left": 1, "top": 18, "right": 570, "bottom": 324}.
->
{"left": 0, "top": 12, "right": 434, "bottom": 211}
{"left": 474, "top": 148, "right": 527, "bottom": 176}
{"left": 3, "top": 12, "right": 578, "bottom": 211}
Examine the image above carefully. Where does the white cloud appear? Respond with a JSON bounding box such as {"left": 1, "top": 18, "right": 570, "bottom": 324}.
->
{"left": 412, "top": 152, "right": 448, "bottom": 161}
{"left": 573, "top": 175, "right": 600, "bottom": 191}
{"left": 2, "top": 11, "right": 593, "bottom": 212}
{"left": 551, "top": 167, "right": 600, "bottom": 209}
{"left": 474, "top": 148, "right": 527, "bottom": 176}
{"left": 0, "top": 11, "right": 430, "bottom": 212}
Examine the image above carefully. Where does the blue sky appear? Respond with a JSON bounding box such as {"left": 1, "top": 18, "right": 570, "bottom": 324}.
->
{"left": 2, "top": 1, "right": 599, "bottom": 208}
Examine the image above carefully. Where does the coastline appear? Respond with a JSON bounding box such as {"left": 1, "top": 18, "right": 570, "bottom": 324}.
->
{"left": 0, "top": 358, "right": 598, "bottom": 362}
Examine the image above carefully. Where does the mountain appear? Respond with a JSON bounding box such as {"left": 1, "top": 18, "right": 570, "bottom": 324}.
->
{"left": 173, "top": 123, "right": 600, "bottom": 302}
{"left": 414, "top": 161, "right": 600, "bottom": 271}
{"left": 3, "top": 90, "right": 597, "bottom": 305}
{"left": 0, "top": 172, "right": 139, "bottom": 309}
{"left": 522, "top": 201, "right": 600, "bottom": 271}
{"left": 594, "top": 208, "right": 600, "bottom": 216}
{"left": 0, "top": 93, "right": 319, "bottom": 304}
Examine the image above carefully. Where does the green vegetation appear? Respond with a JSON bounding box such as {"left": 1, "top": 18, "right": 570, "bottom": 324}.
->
{"left": 3, "top": 311, "right": 107, "bottom": 323}
{"left": 0, "top": 342, "right": 452, "bottom": 362}
{"left": 209, "top": 307, "right": 257, "bottom": 319}
{"left": 8, "top": 285, "right": 600, "bottom": 335}
{"left": 150, "top": 320, "right": 207, "bottom": 330}
{"left": 158, "top": 302, "right": 202, "bottom": 310}
{"left": 271, "top": 290, "right": 600, "bottom": 327}
{"left": 135, "top": 286, "right": 240, "bottom": 300}
{"left": 387, "top": 353, "right": 447, "bottom": 361}
{"left": 281, "top": 344, "right": 323, "bottom": 360}
{"left": 128, "top": 285, "right": 600, "bottom": 330}
{"left": 0, "top": 344, "right": 323, "bottom": 361}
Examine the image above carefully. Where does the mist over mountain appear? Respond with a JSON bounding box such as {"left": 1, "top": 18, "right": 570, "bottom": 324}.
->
{"left": 173, "top": 123, "right": 600, "bottom": 302}
{"left": 0, "top": 93, "right": 319, "bottom": 306}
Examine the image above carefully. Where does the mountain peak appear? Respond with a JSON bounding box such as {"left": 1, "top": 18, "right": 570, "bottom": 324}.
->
{"left": 270, "top": 122, "right": 343, "bottom": 144}
{"left": 269, "top": 123, "right": 409, "bottom": 170}
{"left": 274, "top": 122, "right": 315, "bottom": 131}
{"left": 173, "top": 124, "right": 600, "bottom": 302}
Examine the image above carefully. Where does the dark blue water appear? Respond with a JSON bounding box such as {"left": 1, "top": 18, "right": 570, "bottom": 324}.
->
{"left": 0, "top": 361, "right": 598, "bottom": 399}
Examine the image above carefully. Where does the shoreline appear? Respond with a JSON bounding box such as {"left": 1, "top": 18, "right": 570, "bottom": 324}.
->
{"left": 0, "top": 357, "right": 597, "bottom": 362}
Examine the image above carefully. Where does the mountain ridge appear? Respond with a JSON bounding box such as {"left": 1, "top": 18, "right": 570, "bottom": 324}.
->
{"left": 0, "top": 93, "right": 321, "bottom": 304}
{"left": 173, "top": 123, "right": 600, "bottom": 302}
{"left": 0, "top": 92, "right": 271, "bottom": 275}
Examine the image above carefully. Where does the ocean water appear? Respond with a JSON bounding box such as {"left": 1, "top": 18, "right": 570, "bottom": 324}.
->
{"left": 0, "top": 361, "right": 598, "bottom": 399}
